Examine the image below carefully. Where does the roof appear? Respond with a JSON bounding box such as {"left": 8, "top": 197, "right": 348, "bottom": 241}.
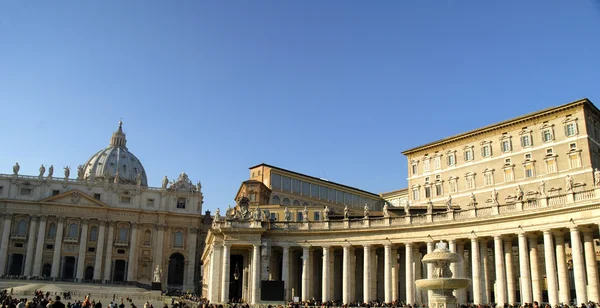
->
{"left": 381, "top": 188, "right": 408, "bottom": 198}
{"left": 401, "top": 98, "right": 596, "bottom": 155}
{"left": 249, "top": 163, "right": 382, "bottom": 198}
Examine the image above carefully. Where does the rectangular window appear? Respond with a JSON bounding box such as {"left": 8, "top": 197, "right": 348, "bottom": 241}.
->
{"left": 19, "top": 188, "right": 32, "bottom": 196}
{"left": 271, "top": 173, "right": 281, "bottom": 190}
{"left": 435, "top": 183, "right": 443, "bottom": 196}
{"left": 336, "top": 190, "right": 344, "bottom": 204}
{"left": 480, "top": 144, "right": 491, "bottom": 158}
{"left": 466, "top": 177, "right": 475, "bottom": 190}
{"left": 344, "top": 192, "right": 352, "bottom": 205}
{"left": 176, "top": 198, "right": 186, "bottom": 209}
{"left": 542, "top": 129, "right": 553, "bottom": 142}
{"left": 570, "top": 143, "right": 577, "bottom": 150}
{"left": 270, "top": 213, "right": 277, "bottom": 221}
{"left": 0, "top": 186, "right": 3, "bottom": 195}
{"left": 52, "top": 190, "right": 60, "bottom": 196}
{"left": 411, "top": 164, "right": 418, "bottom": 175}
{"left": 292, "top": 179, "right": 301, "bottom": 194}
{"left": 46, "top": 244, "right": 54, "bottom": 250}
{"left": 521, "top": 135, "right": 531, "bottom": 147}
{"left": 281, "top": 176, "right": 291, "bottom": 192}
{"left": 464, "top": 150, "right": 473, "bottom": 162}
{"left": 311, "top": 184, "right": 320, "bottom": 198}
{"left": 424, "top": 186, "right": 431, "bottom": 198}
{"left": 296, "top": 212, "right": 303, "bottom": 222}
{"left": 147, "top": 199, "right": 154, "bottom": 207}
{"left": 566, "top": 123, "right": 577, "bottom": 136}
{"left": 447, "top": 154, "right": 456, "bottom": 166}
{"left": 320, "top": 186, "right": 327, "bottom": 200}
{"left": 449, "top": 181, "right": 457, "bottom": 193}
{"left": 546, "top": 148, "right": 553, "bottom": 155}
{"left": 352, "top": 195, "right": 359, "bottom": 206}
{"left": 302, "top": 181, "right": 310, "bottom": 196}
{"left": 546, "top": 160, "right": 557, "bottom": 173}
{"left": 570, "top": 155, "right": 581, "bottom": 168}
{"left": 412, "top": 189, "right": 419, "bottom": 200}
{"left": 120, "top": 196, "right": 131, "bottom": 204}
{"left": 94, "top": 193, "right": 101, "bottom": 200}
{"left": 484, "top": 173, "right": 494, "bottom": 186}
{"left": 313, "top": 212, "right": 320, "bottom": 221}
{"left": 434, "top": 157, "right": 441, "bottom": 170}
{"left": 501, "top": 140, "right": 511, "bottom": 152}
{"left": 88, "top": 247, "right": 96, "bottom": 252}
{"left": 328, "top": 189, "right": 336, "bottom": 202}
{"left": 525, "top": 165, "right": 535, "bottom": 178}
{"left": 525, "top": 153, "right": 532, "bottom": 160}
{"left": 505, "top": 158, "right": 511, "bottom": 164}
{"left": 423, "top": 159, "right": 430, "bottom": 172}
{"left": 504, "top": 169, "right": 514, "bottom": 182}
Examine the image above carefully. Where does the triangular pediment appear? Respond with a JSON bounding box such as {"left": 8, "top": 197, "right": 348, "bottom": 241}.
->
{"left": 41, "top": 189, "right": 109, "bottom": 207}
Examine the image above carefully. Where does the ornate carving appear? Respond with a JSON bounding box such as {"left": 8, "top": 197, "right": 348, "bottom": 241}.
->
{"left": 566, "top": 174, "right": 574, "bottom": 192}
{"left": 168, "top": 173, "right": 197, "bottom": 193}
{"left": 71, "top": 192, "right": 81, "bottom": 204}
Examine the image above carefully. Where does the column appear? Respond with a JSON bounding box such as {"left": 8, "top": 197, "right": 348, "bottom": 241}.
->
{"left": 127, "top": 223, "right": 138, "bottom": 281}
{"left": 104, "top": 222, "right": 115, "bottom": 282}
{"left": 23, "top": 215, "right": 38, "bottom": 276}
{"left": 504, "top": 239, "right": 516, "bottom": 305}
{"left": 153, "top": 224, "right": 166, "bottom": 273}
{"left": 570, "top": 226, "right": 588, "bottom": 303}
{"left": 555, "top": 232, "right": 570, "bottom": 305}
{"left": 584, "top": 231, "right": 599, "bottom": 302}
{"left": 301, "top": 246, "right": 310, "bottom": 301}
{"left": 322, "top": 246, "right": 330, "bottom": 302}
{"left": 518, "top": 233, "right": 532, "bottom": 304}
{"left": 405, "top": 243, "right": 414, "bottom": 305}
{"left": 449, "top": 240, "right": 457, "bottom": 278}
{"left": 32, "top": 216, "right": 47, "bottom": 276}
{"left": 207, "top": 244, "right": 222, "bottom": 303}
{"left": 414, "top": 248, "right": 422, "bottom": 304}
{"left": 543, "top": 230, "right": 559, "bottom": 306}
{"left": 0, "top": 214, "right": 13, "bottom": 275}
{"left": 93, "top": 221, "right": 106, "bottom": 280}
{"left": 471, "top": 238, "right": 482, "bottom": 305}
{"left": 76, "top": 219, "right": 89, "bottom": 280}
{"left": 528, "top": 235, "right": 542, "bottom": 303}
{"left": 51, "top": 217, "right": 65, "bottom": 278}
{"left": 480, "top": 240, "right": 490, "bottom": 304}
{"left": 392, "top": 248, "right": 399, "bottom": 302}
{"left": 186, "top": 228, "right": 197, "bottom": 290}
{"left": 343, "top": 245, "right": 351, "bottom": 304}
{"left": 494, "top": 235, "right": 506, "bottom": 307}
{"left": 221, "top": 243, "right": 231, "bottom": 303}
{"left": 456, "top": 242, "right": 467, "bottom": 304}
{"left": 251, "top": 244, "right": 261, "bottom": 304}
{"left": 384, "top": 244, "right": 392, "bottom": 303}
{"left": 427, "top": 242, "right": 434, "bottom": 303}
{"left": 282, "top": 245, "right": 290, "bottom": 301}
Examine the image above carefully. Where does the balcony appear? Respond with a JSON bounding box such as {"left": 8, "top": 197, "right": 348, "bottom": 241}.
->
{"left": 114, "top": 240, "right": 129, "bottom": 247}
{"left": 63, "top": 237, "right": 78, "bottom": 244}
{"left": 10, "top": 233, "right": 26, "bottom": 241}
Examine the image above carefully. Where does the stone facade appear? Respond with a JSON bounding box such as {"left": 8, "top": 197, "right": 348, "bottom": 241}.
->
{"left": 0, "top": 122, "right": 209, "bottom": 292}
{"left": 202, "top": 98, "right": 600, "bottom": 306}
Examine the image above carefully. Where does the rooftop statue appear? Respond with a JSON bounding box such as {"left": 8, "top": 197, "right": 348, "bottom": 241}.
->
{"left": 13, "top": 162, "right": 20, "bottom": 175}
{"left": 64, "top": 166, "right": 70, "bottom": 179}
{"left": 77, "top": 165, "right": 84, "bottom": 180}
{"left": 47, "top": 165, "right": 54, "bottom": 178}
{"left": 39, "top": 164, "right": 46, "bottom": 177}
{"left": 383, "top": 203, "right": 390, "bottom": 218}
{"left": 284, "top": 207, "right": 292, "bottom": 222}
{"left": 162, "top": 176, "right": 169, "bottom": 189}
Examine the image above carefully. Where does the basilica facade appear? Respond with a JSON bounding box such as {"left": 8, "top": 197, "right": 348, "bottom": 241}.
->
{"left": 203, "top": 98, "right": 600, "bottom": 306}
{"left": 0, "top": 122, "right": 209, "bottom": 292}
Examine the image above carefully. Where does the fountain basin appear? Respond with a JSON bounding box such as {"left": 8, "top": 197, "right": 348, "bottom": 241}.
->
{"left": 415, "top": 278, "right": 471, "bottom": 291}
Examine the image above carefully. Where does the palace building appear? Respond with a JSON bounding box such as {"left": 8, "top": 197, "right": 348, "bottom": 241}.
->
{"left": 0, "top": 122, "right": 210, "bottom": 292}
{"left": 202, "top": 98, "right": 600, "bottom": 306}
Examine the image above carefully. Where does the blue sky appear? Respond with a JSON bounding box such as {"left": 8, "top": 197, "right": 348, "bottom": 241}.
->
{"left": 1, "top": 1, "right": 599, "bottom": 213}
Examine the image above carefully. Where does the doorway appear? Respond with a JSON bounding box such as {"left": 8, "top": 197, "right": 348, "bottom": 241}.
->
{"left": 42, "top": 264, "right": 52, "bottom": 277}
{"left": 229, "top": 255, "right": 244, "bottom": 301}
{"left": 84, "top": 266, "right": 94, "bottom": 281}
{"left": 113, "top": 260, "right": 126, "bottom": 282}
{"left": 9, "top": 254, "right": 24, "bottom": 275}
{"left": 167, "top": 253, "right": 185, "bottom": 286}
{"left": 62, "top": 256, "right": 76, "bottom": 279}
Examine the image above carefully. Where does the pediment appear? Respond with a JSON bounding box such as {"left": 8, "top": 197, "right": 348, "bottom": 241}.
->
{"left": 41, "top": 189, "right": 109, "bottom": 207}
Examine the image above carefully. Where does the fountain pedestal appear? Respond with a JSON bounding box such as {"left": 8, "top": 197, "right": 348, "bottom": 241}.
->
{"left": 415, "top": 241, "right": 471, "bottom": 308}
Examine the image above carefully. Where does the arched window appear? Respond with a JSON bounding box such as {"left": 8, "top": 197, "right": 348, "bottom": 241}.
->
{"left": 144, "top": 230, "right": 151, "bottom": 245}
{"left": 292, "top": 200, "right": 300, "bottom": 206}
{"left": 303, "top": 202, "right": 309, "bottom": 207}
{"left": 47, "top": 223, "right": 56, "bottom": 239}
{"left": 89, "top": 226, "right": 98, "bottom": 242}
{"left": 119, "top": 227, "right": 128, "bottom": 242}
{"left": 271, "top": 196, "right": 280, "bottom": 205}
{"left": 17, "top": 220, "right": 27, "bottom": 235}
{"left": 68, "top": 224, "right": 78, "bottom": 238}
{"left": 174, "top": 232, "right": 184, "bottom": 248}
{"left": 282, "top": 198, "right": 290, "bottom": 206}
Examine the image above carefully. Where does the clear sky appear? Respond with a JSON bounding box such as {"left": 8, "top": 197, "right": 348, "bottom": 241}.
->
{"left": 1, "top": 1, "right": 599, "bottom": 213}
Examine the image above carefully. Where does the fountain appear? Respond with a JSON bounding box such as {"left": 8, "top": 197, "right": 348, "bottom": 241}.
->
{"left": 415, "top": 241, "right": 471, "bottom": 308}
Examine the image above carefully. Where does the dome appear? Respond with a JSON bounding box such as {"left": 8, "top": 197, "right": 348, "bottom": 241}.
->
{"left": 80, "top": 121, "right": 148, "bottom": 186}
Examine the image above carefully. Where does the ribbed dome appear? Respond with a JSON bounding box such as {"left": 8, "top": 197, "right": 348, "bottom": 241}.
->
{"left": 80, "top": 121, "right": 148, "bottom": 186}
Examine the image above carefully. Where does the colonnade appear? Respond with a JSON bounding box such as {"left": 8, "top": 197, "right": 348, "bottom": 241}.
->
{"left": 208, "top": 224, "right": 600, "bottom": 306}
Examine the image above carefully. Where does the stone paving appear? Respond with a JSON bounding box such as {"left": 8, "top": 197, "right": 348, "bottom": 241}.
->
{"left": 0, "top": 280, "right": 171, "bottom": 307}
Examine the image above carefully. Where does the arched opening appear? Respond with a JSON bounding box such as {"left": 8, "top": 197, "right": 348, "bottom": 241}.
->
{"left": 47, "top": 223, "right": 56, "bottom": 239}
{"left": 89, "top": 226, "right": 98, "bottom": 242}
{"left": 17, "top": 220, "right": 27, "bottom": 235}
{"left": 68, "top": 224, "right": 78, "bottom": 238}
{"left": 84, "top": 266, "right": 94, "bottom": 281}
{"left": 9, "top": 254, "right": 24, "bottom": 275}
{"left": 42, "top": 264, "right": 52, "bottom": 277}
{"left": 113, "top": 260, "right": 126, "bottom": 282}
{"left": 167, "top": 252, "right": 185, "bottom": 286}
{"left": 62, "top": 256, "right": 76, "bottom": 279}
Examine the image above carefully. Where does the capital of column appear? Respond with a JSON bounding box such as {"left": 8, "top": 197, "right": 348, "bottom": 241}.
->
{"left": 222, "top": 242, "right": 231, "bottom": 248}
{"left": 57, "top": 216, "right": 66, "bottom": 223}
{"left": 39, "top": 215, "right": 48, "bottom": 222}
{"left": 363, "top": 244, "right": 372, "bottom": 250}
{"left": 130, "top": 222, "right": 138, "bottom": 228}
{"left": 493, "top": 235, "right": 503, "bottom": 241}
{"left": 569, "top": 225, "right": 580, "bottom": 232}
{"left": 404, "top": 242, "right": 412, "bottom": 248}
{"left": 188, "top": 227, "right": 199, "bottom": 233}
{"left": 81, "top": 218, "right": 90, "bottom": 224}
{"left": 542, "top": 229, "right": 553, "bottom": 236}
{"left": 470, "top": 237, "right": 479, "bottom": 243}
{"left": 30, "top": 214, "right": 39, "bottom": 219}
